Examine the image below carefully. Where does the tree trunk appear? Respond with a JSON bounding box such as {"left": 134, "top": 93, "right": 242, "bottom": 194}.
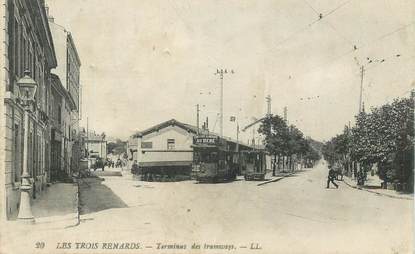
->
{"left": 289, "top": 156, "right": 293, "bottom": 171}
{"left": 282, "top": 156, "right": 285, "bottom": 171}
{"left": 272, "top": 154, "right": 277, "bottom": 176}
{"left": 277, "top": 155, "right": 281, "bottom": 171}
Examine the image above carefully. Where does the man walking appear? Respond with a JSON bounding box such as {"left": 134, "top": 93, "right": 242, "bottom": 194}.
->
{"left": 327, "top": 165, "right": 339, "bottom": 189}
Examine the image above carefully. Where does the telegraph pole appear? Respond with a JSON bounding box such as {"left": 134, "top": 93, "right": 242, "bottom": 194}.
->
{"left": 283, "top": 106, "right": 288, "bottom": 123}
{"left": 196, "top": 104, "right": 200, "bottom": 134}
{"left": 215, "top": 68, "right": 234, "bottom": 137}
{"left": 86, "top": 116, "right": 89, "bottom": 163}
{"left": 358, "top": 65, "right": 365, "bottom": 113}
{"left": 266, "top": 95, "right": 272, "bottom": 116}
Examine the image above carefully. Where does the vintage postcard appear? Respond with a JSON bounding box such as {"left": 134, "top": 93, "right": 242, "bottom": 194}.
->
{"left": 0, "top": 0, "right": 414, "bottom": 253}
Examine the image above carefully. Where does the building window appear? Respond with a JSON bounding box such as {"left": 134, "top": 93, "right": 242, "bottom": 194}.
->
{"left": 167, "top": 139, "right": 175, "bottom": 150}
{"left": 141, "top": 142, "right": 153, "bottom": 149}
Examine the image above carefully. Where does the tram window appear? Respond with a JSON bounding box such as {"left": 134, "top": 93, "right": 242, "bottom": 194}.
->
{"left": 199, "top": 151, "right": 218, "bottom": 163}
{"left": 194, "top": 151, "right": 200, "bottom": 163}
{"left": 247, "top": 154, "right": 254, "bottom": 163}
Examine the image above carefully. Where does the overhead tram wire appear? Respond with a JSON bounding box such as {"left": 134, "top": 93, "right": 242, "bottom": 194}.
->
{"left": 267, "top": 0, "right": 355, "bottom": 55}
{"left": 324, "top": 0, "right": 353, "bottom": 18}
{"left": 283, "top": 21, "right": 415, "bottom": 85}
{"left": 301, "top": 0, "right": 319, "bottom": 15}
{"left": 301, "top": 0, "right": 356, "bottom": 47}
{"left": 323, "top": 21, "right": 355, "bottom": 46}
{"left": 285, "top": 53, "right": 415, "bottom": 106}
{"left": 316, "top": 22, "right": 415, "bottom": 72}
{"left": 268, "top": 0, "right": 414, "bottom": 83}
{"left": 311, "top": 54, "right": 415, "bottom": 99}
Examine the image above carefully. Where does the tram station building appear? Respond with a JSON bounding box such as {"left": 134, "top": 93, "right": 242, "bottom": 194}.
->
{"left": 127, "top": 119, "right": 198, "bottom": 176}
{"left": 127, "top": 119, "right": 269, "bottom": 180}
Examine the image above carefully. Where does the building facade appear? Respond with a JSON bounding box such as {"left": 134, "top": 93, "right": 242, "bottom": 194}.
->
{"left": 48, "top": 14, "right": 82, "bottom": 176}
{"left": 85, "top": 132, "right": 107, "bottom": 160}
{"left": 1, "top": 0, "right": 57, "bottom": 219}
{"left": 49, "top": 73, "right": 76, "bottom": 181}
{"left": 127, "top": 119, "right": 197, "bottom": 171}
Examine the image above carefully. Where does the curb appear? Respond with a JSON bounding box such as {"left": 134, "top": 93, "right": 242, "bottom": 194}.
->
{"left": 257, "top": 172, "right": 296, "bottom": 186}
{"left": 342, "top": 178, "right": 413, "bottom": 200}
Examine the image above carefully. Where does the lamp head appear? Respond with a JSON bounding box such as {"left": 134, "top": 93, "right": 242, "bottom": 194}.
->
{"left": 17, "top": 70, "right": 37, "bottom": 105}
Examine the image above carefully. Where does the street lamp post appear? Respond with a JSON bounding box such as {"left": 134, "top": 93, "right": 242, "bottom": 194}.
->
{"left": 16, "top": 70, "right": 38, "bottom": 223}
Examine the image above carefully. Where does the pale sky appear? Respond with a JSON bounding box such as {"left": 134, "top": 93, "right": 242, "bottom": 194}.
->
{"left": 47, "top": 0, "right": 415, "bottom": 142}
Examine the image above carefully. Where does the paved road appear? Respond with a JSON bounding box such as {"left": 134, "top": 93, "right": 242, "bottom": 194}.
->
{"left": 3, "top": 161, "right": 413, "bottom": 254}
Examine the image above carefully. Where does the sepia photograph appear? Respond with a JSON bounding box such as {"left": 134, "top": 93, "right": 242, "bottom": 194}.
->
{"left": 0, "top": 0, "right": 414, "bottom": 253}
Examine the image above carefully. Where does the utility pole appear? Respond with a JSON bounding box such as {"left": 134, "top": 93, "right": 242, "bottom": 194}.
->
{"left": 266, "top": 95, "right": 272, "bottom": 116}
{"left": 236, "top": 123, "right": 239, "bottom": 151}
{"left": 86, "top": 116, "right": 89, "bottom": 162}
{"left": 252, "top": 128, "right": 255, "bottom": 148}
{"left": 283, "top": 106, "right": 288, "bottom": 123}
{"left": 215, "top": 68, "right": 234, "bottom": 138}
{"left": 196, "top": 104, "right": 200, "bottom": 134}
{"left": 358, "top": 65, "right": 365, "bottom": 113}
{"left": 206, "top": 117, "right": 209, "bottom": 131}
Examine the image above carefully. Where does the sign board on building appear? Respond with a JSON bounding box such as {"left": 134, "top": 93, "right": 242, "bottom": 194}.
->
{"left": 194, "top": 136, "right": 217, "bottom": 145}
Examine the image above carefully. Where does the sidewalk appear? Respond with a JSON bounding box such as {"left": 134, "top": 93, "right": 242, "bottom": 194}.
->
{"left": 257, "top": 170, "right": 297, "bottom": 186}
{"left": 2, "top": 182, "right": 79, "bottom": 252}
{"left": 342, "top": 176, "right": 413, "bottom": 200}
{"left": 33, "top": 182, "right": 79, "bottom": 227}
{"left": 5, "top": 182, "right": 79, "bottom": 230}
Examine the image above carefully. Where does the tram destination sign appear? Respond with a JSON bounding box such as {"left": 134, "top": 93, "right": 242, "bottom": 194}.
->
{"left": 194, "top": 136, "right": 218, "bottom": 145}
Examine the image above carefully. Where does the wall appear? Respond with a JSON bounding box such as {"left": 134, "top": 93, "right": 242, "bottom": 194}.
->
{"left": 66, "top": 35, "right": 80, "bottom": 110}
{"left": 135, "top": 126, "right": 194, "bottom": 166}
{"left": 49, "top": 21, "right": 82, "bottom": 175}
{"left": 49, "top": 22, "right": 80, "bottom": 111}
{"left": 49, "top": 22, "right": 67, "bottom": 89}
{"left": 86, "top": 140, "right": 107, "bottom": 160}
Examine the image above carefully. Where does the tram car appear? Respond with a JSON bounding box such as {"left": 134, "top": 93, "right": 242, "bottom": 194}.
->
{"left": 192, "top": 134, "right": 266, "bottom": 183}
{"left": 192, "top": 135, "right": 239, "bottom": 183}
{"left": 240, "top": 150, "right": 267, "bottom": 181}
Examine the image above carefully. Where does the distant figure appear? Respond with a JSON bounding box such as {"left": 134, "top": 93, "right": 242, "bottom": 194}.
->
{"left": 116, "top": 158, "right": 122, "bottom": 168}
{"left": 93, "top": 162, "right": 98, "bottom": 171}
{"left": 327, "top": 166, "right": 339, "bottom": 189}
{"left": 131, "top": 160, "right": 139, "bottom": 175}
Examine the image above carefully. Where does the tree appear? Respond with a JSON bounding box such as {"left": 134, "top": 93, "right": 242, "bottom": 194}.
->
{"left": 324, "top": 95, "right": 414, "bottom": 191}
{"left": 107, "top": 139, "right": 127, "bottom": 155}
{"left": 259, "top": 115, "right": 320, "bottom": 173}
{"left": 258, "top": 115, "right": 289, "bottom": 175}
{"left": 286, "top": 125, "right": 305, "bottom": 170}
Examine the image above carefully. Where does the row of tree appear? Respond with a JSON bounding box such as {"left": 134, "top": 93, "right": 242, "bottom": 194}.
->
{"left": 322, "top": 95, "right": 414, "bottom": 192}
{"left": 107, "top": 139, "right": 127, "bottom": 155}
{"left": 258, "top": 115, "right": 321, "bottom": 176}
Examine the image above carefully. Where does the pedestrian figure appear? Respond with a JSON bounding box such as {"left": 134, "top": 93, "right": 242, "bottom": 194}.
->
{"left": 327, "top": 165, "right": 339, "bottom": 189}
{"left": 131, "top": 160, "right": 139, "bottom": 175}
{"left": 93, "top": 160, "right": 98, "bottom": 171}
